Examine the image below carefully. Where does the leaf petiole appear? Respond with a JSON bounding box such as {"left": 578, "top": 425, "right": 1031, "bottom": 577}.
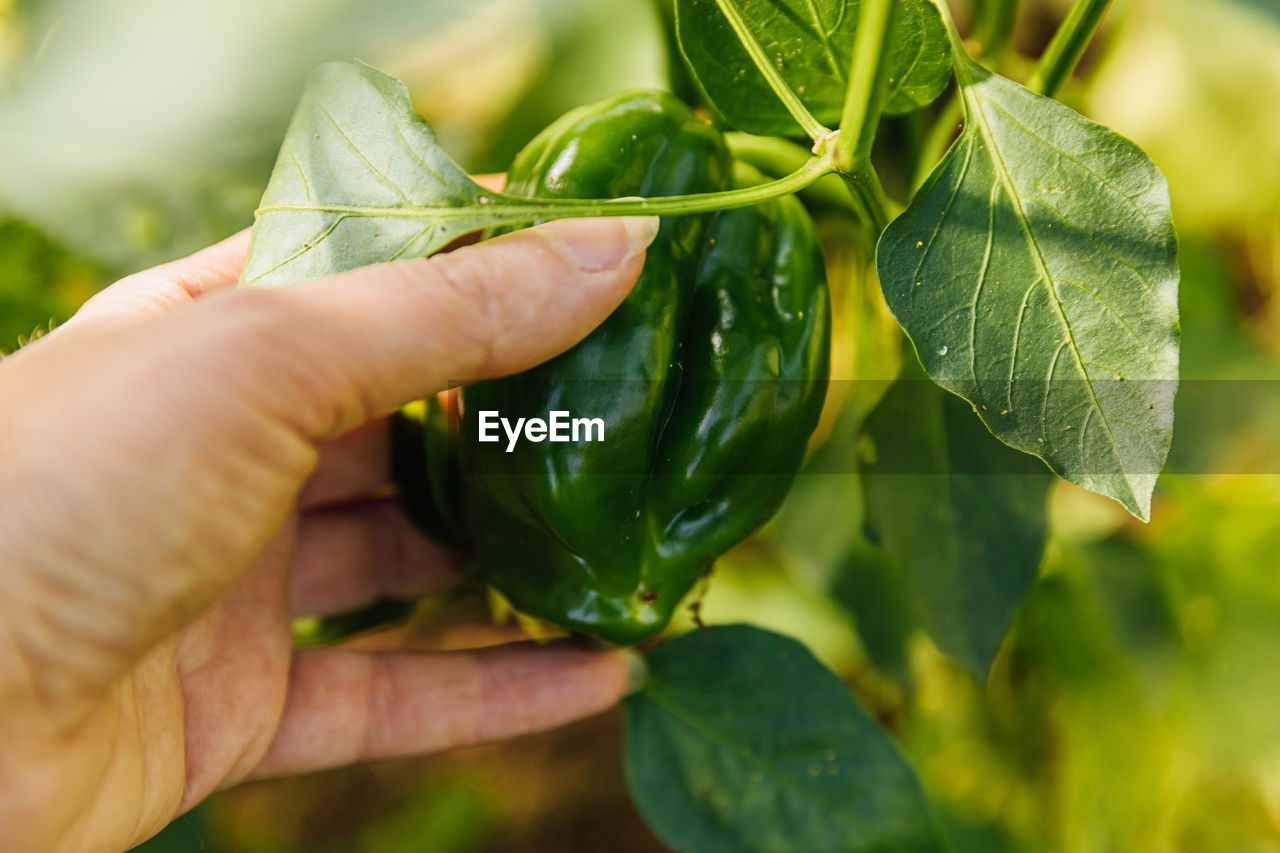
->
{"left": 833, "top": 0, "right": 896, "bottom": 172}
{"left": 726, "top": 133, "right": 862, "bottom": 213}
{"left": 255, "top": 155, "right": 835, "bottom": 225}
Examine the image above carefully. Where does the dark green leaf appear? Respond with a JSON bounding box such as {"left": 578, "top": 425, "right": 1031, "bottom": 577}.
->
{"left": 625, "top": 624, "right": 941, "bottom": 853}
{"left": 932, "top": 806, "right": 1022, "bottom": 853}
{"left": 877, "top": 57, "right": 1180, "bottom": 519}
{"left": 882, "top": 0, "right": 953, "bottom": 115}
{"left": 832, "top": 541, "right": 915, "bottom": 684}
{"left": 861, "top": 365, "right": 1053, "bottom": 676}
{"left": 241, "top": 61, "right": 513, "bottom": 286}
{"left": 674, "top": 0, "right": 950, "bottom": 137}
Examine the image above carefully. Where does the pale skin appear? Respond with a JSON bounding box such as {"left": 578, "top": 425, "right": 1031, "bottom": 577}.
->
{"left": 0, "top": 178, "right": 660, "bottom": 853}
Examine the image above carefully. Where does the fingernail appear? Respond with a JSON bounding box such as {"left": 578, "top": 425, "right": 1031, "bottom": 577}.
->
{"left": 621, "top": 648, "right": 649, "bottom": 696}
{"left": 546, "top": 216, "right": 660, "bottom": 272}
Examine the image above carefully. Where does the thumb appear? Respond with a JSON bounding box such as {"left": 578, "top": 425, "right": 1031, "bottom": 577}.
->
{"left": 213, "top": 215, "right": 659, "bottom": 439}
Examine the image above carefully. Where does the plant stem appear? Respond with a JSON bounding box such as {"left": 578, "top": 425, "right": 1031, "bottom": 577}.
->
{"left": 726, "top": 133, "right": 862, "bottom": 215}
{"left": 722, "top": 133, "right": 889, "bottom": 232}
{"left": 257, "top": 157, "right": 836, "bottom": 223}
{"left": 975, "top": 0, "right": 1019, "bottom": 60}
{"left": 840, "top": 167, "right": 892, "bottom": 235}
{"left": 1026, "top": 0, "right": 1113, "bottom": 97}
{"left": 712, "top": 0, "right": 830, "bottom": 140}
{"left": 833, "top": 0, "right": 896, "bottom": 172}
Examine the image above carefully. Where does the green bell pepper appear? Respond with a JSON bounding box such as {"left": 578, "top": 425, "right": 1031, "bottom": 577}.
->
{"left": 462, "top": 91, "right": 830, "bottom": 644}
{"left": 400, "top": 90, "right": 831, "bottom": 645}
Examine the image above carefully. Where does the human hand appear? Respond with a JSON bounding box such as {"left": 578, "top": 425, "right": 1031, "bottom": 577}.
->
{"left": 0, "top": 198, "right": 658, "bottom": 852}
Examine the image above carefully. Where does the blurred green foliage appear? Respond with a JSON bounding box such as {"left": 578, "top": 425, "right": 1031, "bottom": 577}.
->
{"left": 4, "top": 0, "right": 1278, "bottom": 850}
{"left": 0, "top": 218, "right": 106, "bottom": 353}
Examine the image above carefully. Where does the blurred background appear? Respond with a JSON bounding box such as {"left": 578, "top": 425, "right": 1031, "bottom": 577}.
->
{"left": 2, "top": 0, "right": 1279, "bottom": 849}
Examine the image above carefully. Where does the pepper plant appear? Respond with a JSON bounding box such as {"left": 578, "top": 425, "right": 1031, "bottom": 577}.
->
{"left": 244, "top": 0, "right": 1178, "bottom": 849}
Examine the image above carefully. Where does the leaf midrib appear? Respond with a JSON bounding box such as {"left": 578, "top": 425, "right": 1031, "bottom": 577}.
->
{"left": 955, "top": 60, "right": 1137, "bottom": 510}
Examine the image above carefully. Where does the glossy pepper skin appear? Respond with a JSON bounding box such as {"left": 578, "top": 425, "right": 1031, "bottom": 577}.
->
{"left": 455, "top": 91, "right": 830, "bottom": 645}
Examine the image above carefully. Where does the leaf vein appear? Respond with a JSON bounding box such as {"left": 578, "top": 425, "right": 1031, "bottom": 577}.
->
{"left": 1056, "top": 277, "right": 1157, "bottom": 358}
{"left": 285, "top": 142, "right": 312, "bottom": 203}
{"left": 387, "top": 223, "right": 438, "bottom": 262}
{"left": 1007, "top": 276, "right": 1045, "bottom": 410}
{"left": 1026, "top": 195, "right": 1157, "bottom": 292}
{"left": 641, "top": 688, "right": 854, "bottom": 814}
{"left": 1040, "top": 339, "right": 1068, "bottom": 445}
{"left": 984, "top": 95, "right": 1156, "bottom": 228}
{"left": 244, "top": 214, "right": 350, "bottom": 284}
{"left": 910, "top": 133, "right": 976, "bottom": 285}
{"left": 799, "top": 0, "right": 845, "bottom": 81}
{"left": 971, "top": 177, "right": 1000, "bottom": 398}
{"left": 316, "top": 104, "right": 413, "bottom": 205}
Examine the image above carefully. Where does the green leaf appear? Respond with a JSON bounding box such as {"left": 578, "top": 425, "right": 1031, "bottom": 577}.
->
{"left": 877, "top": 56, "right": 1180, "bottom": 520}
{"left": 674, "top": 0, "right": 950, "bottom": 137}
{"left": 241, "top": 60, "right": 835, "bottom": 286}
{"left": 832, "top": 541, "right": 915, "bottom": 685}
{"left": 861, "top": 365, "right": 1053, "bottom": 676}
{"left": 882, "top": 0, "right": 953, "bottom": 115}
{"left": 625, "top": 624, "right": 941, "bottom": 853}
{"left": 241, "top": 60, "right": 503, "bottom": 286}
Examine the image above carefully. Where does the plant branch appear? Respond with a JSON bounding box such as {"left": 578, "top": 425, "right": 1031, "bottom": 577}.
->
{"left": 1026, "top": 0, "right": 1113, "bottom": 97}
{"left": 722, "top": 130, "right": 889, "bottom": 233}
{"left": 833, "top": 0, "right": 896, "bottom": 172}
{"left": 726, "top": 133, "right": 862, "bottom": 215}
{"left": 712, "top": 0, "right": 830, "bottom": 140}
{"left": 256, "top": 157, "right": 835, "bottom": 224}
{"left": 839, "top": 167, "right": 892, "bottom": 235}
{"left": 975, "top": 0, "right": 1019, "bottom": 60}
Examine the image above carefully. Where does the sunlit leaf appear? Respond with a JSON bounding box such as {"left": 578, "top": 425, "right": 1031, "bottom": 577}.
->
{"left": 242, "top": 61, "right": 522, "bottom": 286}
{"left": 877, "top": 57, "right": 1180, "bottom": 519}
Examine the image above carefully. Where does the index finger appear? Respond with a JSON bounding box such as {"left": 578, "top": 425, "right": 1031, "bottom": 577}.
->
{"left": 195, "top": 215, "right": 658, "bottom": 441}
{"left": 70, "top": 228, "right": 252, "bottom": 325}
